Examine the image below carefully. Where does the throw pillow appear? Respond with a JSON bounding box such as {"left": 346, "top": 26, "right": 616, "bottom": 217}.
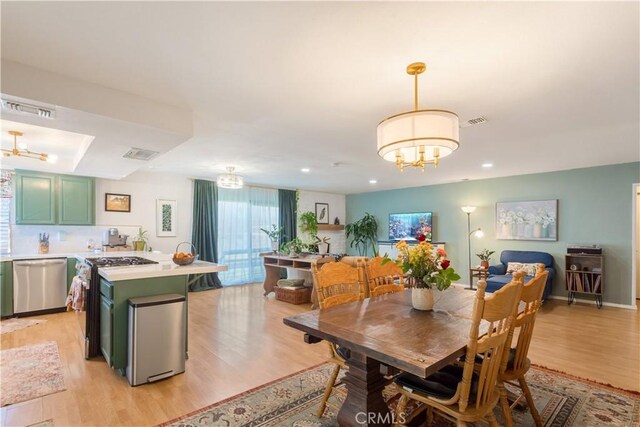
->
{"left": 506, "top": 262, "right": 540, "bottom": 276}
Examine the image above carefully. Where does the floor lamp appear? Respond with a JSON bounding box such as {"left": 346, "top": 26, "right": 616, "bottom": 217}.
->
{"left": 461, "top": 206, "right": 483, "bottom": 290}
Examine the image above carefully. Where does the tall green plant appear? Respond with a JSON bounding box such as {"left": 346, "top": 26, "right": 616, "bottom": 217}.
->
{"left": 345, "top": 213, "right": 379, "bottom": 256}
{"left": 299, "top": 211, "right": 318, "bottom": 236}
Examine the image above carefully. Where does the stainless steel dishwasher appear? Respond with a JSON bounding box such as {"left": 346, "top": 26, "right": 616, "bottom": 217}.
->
{"left": 13, "top": 258, "right": 68, "bottom": 315}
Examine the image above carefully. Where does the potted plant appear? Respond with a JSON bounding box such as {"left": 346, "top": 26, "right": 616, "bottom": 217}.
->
{"left": 299, "top": 211, "right": 318, "bottom": 237}
{"left": 316, "top": 236, "right": 331, "bottom": 255}
{"left": 260, "top": 224, "right": 284, "bottom": 253}
{"left": 132, "top": 228, "right": 148, "bottom": 251}
{"left": 281, "top": 237, "right": 306, "bottom": 257}
{"left": 345, "top": 213, "right": 379, "bottom": 256}
{"left": 384, "top": 241, "right": 460, "bottom": 310}
{"left": 476, "top": 249, "right": 495, "bottom": 269}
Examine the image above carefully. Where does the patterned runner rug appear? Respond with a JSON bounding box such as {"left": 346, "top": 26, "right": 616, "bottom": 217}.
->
{"left": 0, "top": 341, "right": 66, "bottom": 407}
{"left": 0, "top": 318, "right": 47, "bottom": 335}
{"left": 160, "top": 363, "right": 640, "bottom": 427}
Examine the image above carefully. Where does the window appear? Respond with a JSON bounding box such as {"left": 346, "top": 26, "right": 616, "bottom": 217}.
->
{"left": 0, "top": 171, "right": 12, "bottom": 255}
{"left": 217, "top": 187, "right": 278, "bottom": 285}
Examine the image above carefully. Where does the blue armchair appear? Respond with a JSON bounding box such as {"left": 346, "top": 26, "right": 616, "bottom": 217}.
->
{"left": 487, "top": 250, "right": 555, "bottom": 300}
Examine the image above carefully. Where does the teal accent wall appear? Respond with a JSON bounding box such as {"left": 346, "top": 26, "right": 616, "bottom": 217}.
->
{"left": 346, "top": 162, "right": 640, "bottom": 305}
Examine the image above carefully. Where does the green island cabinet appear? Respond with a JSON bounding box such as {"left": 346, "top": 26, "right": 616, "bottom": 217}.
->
{"left": 1, "top": 261, "right": 13, "bottom": 317}
{"left": 99, "top": 275, "right": 189, "bottom": 373}
{"left": 15, "top": 170, "right": 95, "bottom": 225}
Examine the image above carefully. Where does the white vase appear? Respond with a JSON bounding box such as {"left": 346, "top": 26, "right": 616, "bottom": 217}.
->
{"left": 271, "top": 240, "right": 279, "bottom": 253}
{"left": 412, "top": 287, "right": 435, "bottom": 311}
{"left": 317, "top": 242, "right": 329, "bottom": 255}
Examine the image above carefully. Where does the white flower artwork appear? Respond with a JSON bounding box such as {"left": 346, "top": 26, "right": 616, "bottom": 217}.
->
{"left": 496, "top": 200, "right": 557, "bottom": 241}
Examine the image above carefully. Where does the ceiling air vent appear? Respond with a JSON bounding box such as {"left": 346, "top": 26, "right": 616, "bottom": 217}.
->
{"left": 1, "top": 98, "right": 56, "bottom": 119}
{"left": 459, "top": 116, "right": 488, "bottom": 128}
{"left": 122, "top": 148, "right": 160, "bottom": 161}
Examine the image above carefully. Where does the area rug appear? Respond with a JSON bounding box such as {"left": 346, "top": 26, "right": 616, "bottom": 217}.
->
{"left": 160, "top": 363, "right": 640, "bottom": 427}
{"left": 0, "top": 341, "right": 66, "bottom": 407}
{"left": 0, "top": 318, "right": 47, "bottom": 335}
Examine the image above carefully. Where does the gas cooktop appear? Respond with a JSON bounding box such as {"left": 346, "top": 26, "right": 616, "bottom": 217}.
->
{"left": 86, "top": 256, "right": 158, "bottom": 267}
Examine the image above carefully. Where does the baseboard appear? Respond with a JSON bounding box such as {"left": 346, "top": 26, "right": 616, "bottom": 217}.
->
{"left": 547, "top": 295, "right": 638, "bottom": 310}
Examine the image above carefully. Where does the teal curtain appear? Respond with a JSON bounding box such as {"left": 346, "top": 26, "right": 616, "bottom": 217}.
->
{"left": 190, "top": 179, "right": 222, "bottom": 291}
{"left": 278, "top": 189, "right": 297, "bottom": 278}
{"left": 278, "top": 189, "right": 297, "bottom": 247}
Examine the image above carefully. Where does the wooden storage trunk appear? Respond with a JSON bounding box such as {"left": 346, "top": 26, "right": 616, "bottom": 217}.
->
{"left": 275, "top": 285, "right": 312, "bottom": 305}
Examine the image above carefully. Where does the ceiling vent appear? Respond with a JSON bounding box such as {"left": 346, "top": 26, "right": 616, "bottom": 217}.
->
{"left": 1, "top": 98, "right": 56, "bottom": 119}
{"left": 122, "top": 148, "right": 160, "bottom": 161}
{"left": 459, "top": 116, "right": 488, "bottom": 128}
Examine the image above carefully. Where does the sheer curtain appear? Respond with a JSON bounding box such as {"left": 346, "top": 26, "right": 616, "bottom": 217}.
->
{"left": 217, "top": 186, "right": 279, "bottom": 285}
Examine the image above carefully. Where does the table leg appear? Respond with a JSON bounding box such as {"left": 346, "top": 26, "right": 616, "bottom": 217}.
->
{"left": 263, "top": 264, "right": 280, "bottom": 296}
{"left": 337, "top": 350, "right": 392, "bottom": 427}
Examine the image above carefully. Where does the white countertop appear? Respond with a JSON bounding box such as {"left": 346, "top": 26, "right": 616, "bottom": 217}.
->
{"left": 2, "top": 250, "right": 228, "bottom": 281}
{"left": 96, "top": 259, "right": 228, "bottom": 281}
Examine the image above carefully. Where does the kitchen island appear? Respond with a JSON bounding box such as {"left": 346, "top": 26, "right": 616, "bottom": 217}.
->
{"left": 75, "top": 252, "right": 227, "bottom": 374}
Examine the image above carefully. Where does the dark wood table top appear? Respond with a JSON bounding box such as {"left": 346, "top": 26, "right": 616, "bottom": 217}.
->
{"left": 284, "top": 288, "right": 483, "bottom": 378}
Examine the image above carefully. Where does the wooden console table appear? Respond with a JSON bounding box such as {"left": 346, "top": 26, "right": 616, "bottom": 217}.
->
{"left": 261, "top": 253, "right": 335, "bottom": 308}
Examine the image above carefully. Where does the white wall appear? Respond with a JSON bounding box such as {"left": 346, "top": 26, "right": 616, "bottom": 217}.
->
{"left": 297, "top": 190, "right": 346, "bottom": 254}
{"left": 10, "top": 171, "right": 193, "bottom": 255}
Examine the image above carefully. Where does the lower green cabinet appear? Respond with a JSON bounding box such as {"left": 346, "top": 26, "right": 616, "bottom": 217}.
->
{"left": 99, "top": 275, "right": 188, "bottom": 371}
{"left": 1, "top": 261, "right": 13, "bottom": 317}
{"left": 100, "top": 295, "right": 113, "bottom": 366}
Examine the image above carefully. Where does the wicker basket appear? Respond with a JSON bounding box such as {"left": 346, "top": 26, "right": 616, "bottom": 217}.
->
{"left": 275, "top": 286, "right": 312, "bottom": 305}
{"left": 172, "top": 242, "right": 198, "bottom": 266}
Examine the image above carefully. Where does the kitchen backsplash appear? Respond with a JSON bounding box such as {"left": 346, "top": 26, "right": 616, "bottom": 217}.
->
{"left": 10, "top": 225, "right": 142, "bottom": 255}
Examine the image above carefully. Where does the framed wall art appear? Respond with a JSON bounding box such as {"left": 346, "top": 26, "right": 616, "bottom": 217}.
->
{"left": 315, "top": 203, "right": 329, "bottom": 224}
{"left": 157, "top": 199, "right": 177, "bottom": 237}
{"left": 105, "top": 193, "right": 131, "bottom": 212}
{"left": 496, "top": 199, "right": 557, "bottom": 241}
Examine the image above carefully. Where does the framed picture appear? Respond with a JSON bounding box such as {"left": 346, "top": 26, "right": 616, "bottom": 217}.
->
{"left": 157, "top": 199, "right": 177, "bottom": 237}
{"left": 105, "top": 193, "right": 131, "bottom": 212}
{"left": 496, "top": 199, "right": 558, "bottom": 241}
{"left": 315, "top": 203, "right": 329, "bottom": 224}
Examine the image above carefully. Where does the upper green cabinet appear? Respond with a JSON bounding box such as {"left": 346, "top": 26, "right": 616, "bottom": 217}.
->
{"left": 15, "top": 170, "right": 95, "bottom": 226}
{"left": 58, "top": 175, "right": 95, "bottom": 225}
{"left": 15, "top": 171, "right": 56, "bottom": 225}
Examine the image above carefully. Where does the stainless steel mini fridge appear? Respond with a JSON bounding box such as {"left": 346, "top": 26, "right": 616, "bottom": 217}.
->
{"left": 127, "top": 294, "right": 186, "bottom": 386}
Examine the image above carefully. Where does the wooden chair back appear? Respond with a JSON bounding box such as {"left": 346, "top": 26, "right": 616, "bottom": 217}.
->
{"left": 458, "top": 271, "right": 525, "bottom": 412}
{"left": 505, "top": 264, "right": 548, "bottom": 375}
{"left": 312, "top": 260, "right": 366, "bottom": 309}
{"left": 365, "top": 256, "right": 405, "bottom": 297}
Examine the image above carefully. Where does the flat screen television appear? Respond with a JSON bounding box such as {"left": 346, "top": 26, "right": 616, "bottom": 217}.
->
{"left": 389, "top": 212, "right": 433, "bottom": 241}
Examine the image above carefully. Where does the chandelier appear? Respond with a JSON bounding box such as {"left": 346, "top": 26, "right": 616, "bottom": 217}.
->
{"left": 377, "top": 62, "right": 459, "bottom": 171}
{"left": 216, "top": 167, "right": 244, "bottom": 189}
{"left": 2, "top": 130, "right": 54, "bottom": 162}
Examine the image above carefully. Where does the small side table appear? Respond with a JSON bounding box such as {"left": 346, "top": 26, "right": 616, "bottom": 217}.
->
{"left": 469, "top": 268, "right": 490, "bottom": 290}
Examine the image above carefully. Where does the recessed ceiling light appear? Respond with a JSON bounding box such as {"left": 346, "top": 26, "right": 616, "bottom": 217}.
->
{"left": 369, "top": 179, "right": 377, "bottom": 184}
{"left": 301, "top": 168, "right": 310, "bottom": 173}
{"left": 482, "top": 163, "right": 493, "bottom": 168}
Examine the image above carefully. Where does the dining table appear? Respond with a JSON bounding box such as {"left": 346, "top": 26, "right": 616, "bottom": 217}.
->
{"left": 283, "top": 288, "right": 482, "bottom": 427}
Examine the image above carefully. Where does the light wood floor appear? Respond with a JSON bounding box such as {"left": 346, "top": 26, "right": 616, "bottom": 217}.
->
{"left": 1, "top": 284, "right": 638, "bottom": 426}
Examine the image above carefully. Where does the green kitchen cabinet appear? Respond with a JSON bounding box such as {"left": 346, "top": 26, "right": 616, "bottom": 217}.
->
{"left": 58, "top": 175, "right": 95, "bottom": 225}
{"left": 100, "top": 295, "right": 114, "bottom": 367}
{"left": 15, "top": 170, "right": 95, "bottom": 225}
{"left": 0, "top": 261, "right": 13, "bottom": 317}
{"left": 15, "top": 171, "right": 56, "bottom": 225}
{"left": 99, "top": 276, "right": 188, "bottom": 372}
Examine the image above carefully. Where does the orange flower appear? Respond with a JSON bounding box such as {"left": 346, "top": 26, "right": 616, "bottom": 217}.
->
{"left": 436, "top": 248, "right": 447, "bottom": 257}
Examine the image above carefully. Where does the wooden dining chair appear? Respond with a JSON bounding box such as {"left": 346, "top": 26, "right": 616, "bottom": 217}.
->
{"left": 499, "top": 264, "right": 548, "bottom": 427}
{"left": 365, "top": 256, "right": 405, "bottom": 297}
{"left": 393, "top": 272, "right": 526, "bottom": 427}
{"left": 311, "top": 260, "right": 366, "bottom": 417}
